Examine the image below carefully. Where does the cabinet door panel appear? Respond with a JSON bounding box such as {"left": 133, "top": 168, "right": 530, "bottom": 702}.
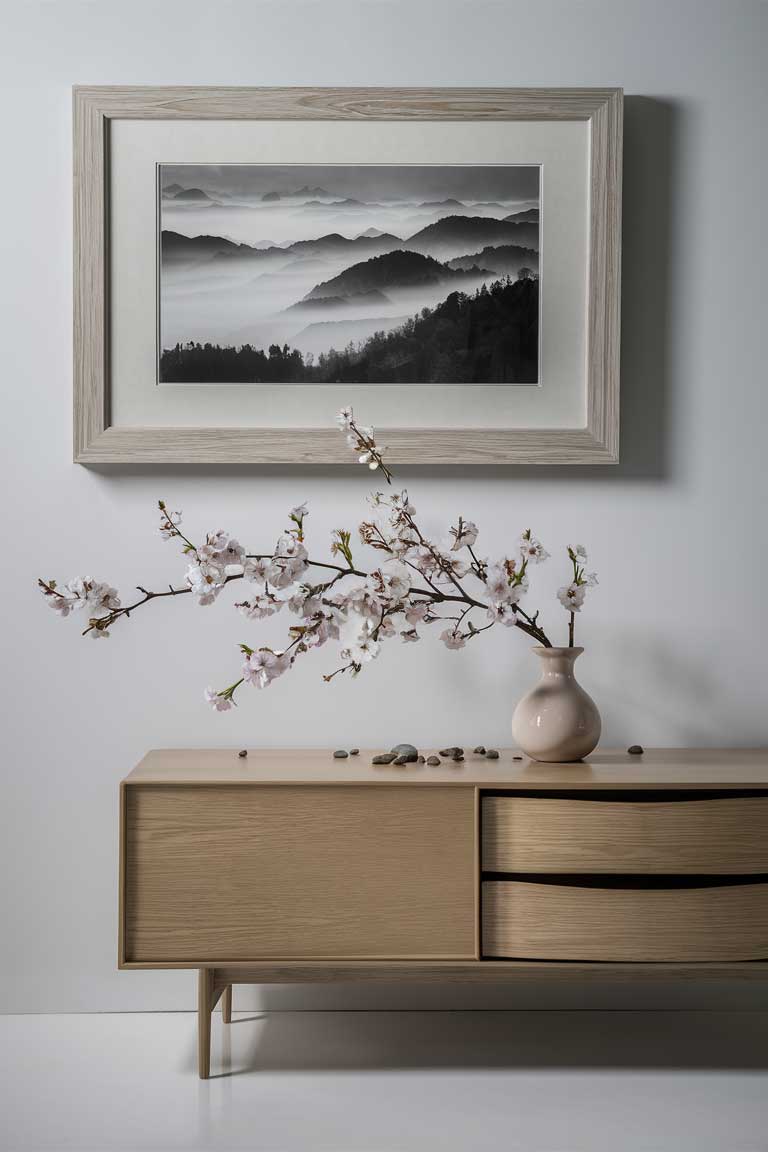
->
{"left": 124, "top": 784, "right": 475, "bottom": 962}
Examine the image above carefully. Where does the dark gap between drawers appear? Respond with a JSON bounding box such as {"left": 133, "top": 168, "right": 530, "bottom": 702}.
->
{"left": 481, "top": 873, "right": 768, "bottom": 889}
{"left": 480, "top": 789, "right": 768, "bottom": 802}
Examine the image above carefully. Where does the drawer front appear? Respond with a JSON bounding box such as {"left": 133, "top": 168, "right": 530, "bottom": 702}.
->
{"left": 482, "top": 794, "right": 768, "bottom": 874}
{"left": 482, "top": 880, "right": 768, "bottom": 962}
{"left": 123, "top": 784, "right": 475, "bottom": 963}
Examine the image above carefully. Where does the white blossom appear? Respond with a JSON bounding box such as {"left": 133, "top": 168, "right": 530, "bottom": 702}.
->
{"left": 408, "top": 545, "right": 438, "bottom": 576}
{"left": 305, "top": 610, "right": 342, "bottom": 648}
{"left": 557, "top": 582, "right": 587, "bottom": 612}
{"left": 436, "top": 553, "right": 470, "bottom": 582}
{"left": 336, "top": 406, "right": 354, "bottom": 430}
{"left": 236, "top": 594, "right": 281, "bottom": 620}
{"left": 381, "top": 560, "right": 411, "bottom": 601}
{"left": 585, "top": 571, "right": 599, "bottom": 587}
{"left": 440, "top": 628, "right": 466, "bottom": 650}
{"left": 288, "top": 588, "right": 321, "bottom": 615}
{"left": 341, "top": 584, "right": 382, "bottom": 622}
{"left": 573, "top": 545, "right": 588, "bottom": 563}
{"left": 519, "top": 533, "right": 550, "bottom": 564}
{"left": 204, "top": 687, "right": 234, "bottom": 712}
{"left": 51, "top": 577, "right": 121, "bottom": 618}
{"left": 43, "top": 589, "right": 74, "bottom": 617}
{"left": 186, "top": 560, "right": 226, "bottom": 605}
{"left": 400, "top": 628, "right": 421, "bottom": 642}
{"left": 484, "top": 564, "right": 525, "bottom": 604}
{"left": 450, "top": 520, "right": 479, "bottom": 551}
{"left": 290, "top": 502, "right": 308, "bottom": 520}
{"left": 159, "top": 509, "right": 182, "bottom": 541}
{"left": 404, "top": 600, "right": 429, "bottom": 625}
{"left": 243, "top": 649, "right": 278, "bottom": 688}
{"left": 487, "top": 601, "right": 518, "bottom": 626}
{"left": 244, "top": 557, "right": 270, "bottom": 585}
{"left": 351, "top": 621, "right": 380, "bottom": 663}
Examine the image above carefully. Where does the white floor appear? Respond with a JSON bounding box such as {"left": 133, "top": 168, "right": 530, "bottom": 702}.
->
{"left": 2, "top": 1010, "right": 768, "bottom": 1152}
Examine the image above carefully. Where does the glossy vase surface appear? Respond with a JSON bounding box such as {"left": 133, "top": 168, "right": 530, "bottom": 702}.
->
{"left": 511, "top": 646, "right": 601, "bottom": 763}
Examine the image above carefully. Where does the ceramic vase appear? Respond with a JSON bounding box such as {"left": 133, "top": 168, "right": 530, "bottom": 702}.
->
{"left": 511, "top": 646, "right": 601, "bottom": 763}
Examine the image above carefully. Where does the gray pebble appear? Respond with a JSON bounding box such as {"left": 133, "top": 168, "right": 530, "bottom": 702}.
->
{"left": 237, "top": 749, "right": 248, "bottom": 759}
{"left": 372, "top": 752, "right": 397, "bottom": 764}
{"left": 485, "top": 749, "right": 500, "bottom": 759}
{"left": 350, "top": 748, "right": 360, "bottom": 756}
{"left": 439, "top": 746, "right": 463, "bottom": 757}
{"left": 417, "top": 755, "right": 425, "bottom": 764}
{"left": 333, "top": 749, "right": 349, "bottom": 759}
{"left": 628, "top": 744, "right": 644, "bottom": 755}
{"left": 473, "top": 745, "right": 486, "bottom": 755}
{"left": 426, "top": 755, "right": 441, "bottom": 766}
{"left": 451, "top": 753, "right": 465, "bottom": 763}
{"left": 393, "top": 755, "right": 412, "bottom": 765}
{"left": 513, "top": 755, "right": 523, "bottom": 761}
{"left": 391, "top": 743, "right": 418, "bottom": 757}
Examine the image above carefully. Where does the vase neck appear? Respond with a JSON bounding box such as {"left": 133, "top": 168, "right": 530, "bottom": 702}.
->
{"left": 533, "top": 646, "right": 583, "bottom": 678}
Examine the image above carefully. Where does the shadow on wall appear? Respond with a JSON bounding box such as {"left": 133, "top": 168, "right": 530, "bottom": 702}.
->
{"left": 92, "top": 97, "right": 681, "bottom": 486}
{"left": 204, "top": 1008, "right": 768, "bottom": 1077}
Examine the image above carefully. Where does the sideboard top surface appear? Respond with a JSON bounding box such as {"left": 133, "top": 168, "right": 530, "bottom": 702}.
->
{"left": 124, "top": 748, "right": 768, "bottom": 788}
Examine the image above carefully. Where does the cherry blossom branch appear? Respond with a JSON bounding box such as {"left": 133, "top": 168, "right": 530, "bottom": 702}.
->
{"left": 39, "top": 407, "right": 599, "bottom": 711}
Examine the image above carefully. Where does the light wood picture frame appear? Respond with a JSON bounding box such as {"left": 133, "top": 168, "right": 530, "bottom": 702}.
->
{"left": 73, "top": 86, "right": 622, "bottom": 465}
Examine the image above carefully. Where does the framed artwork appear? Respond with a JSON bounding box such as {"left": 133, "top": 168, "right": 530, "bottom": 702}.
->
{"left": 73, "top": 87, "right": 622, "bottom": 465}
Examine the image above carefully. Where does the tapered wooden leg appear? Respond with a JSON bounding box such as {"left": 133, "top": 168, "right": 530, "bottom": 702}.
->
{"left": 221, "top": 984, "right": 232, "bottom": 1024}
{"left": 198, "top": 968, "right": 214, "bottom": 1079}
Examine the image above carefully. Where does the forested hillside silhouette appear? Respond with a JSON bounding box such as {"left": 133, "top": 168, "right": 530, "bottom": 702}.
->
{"left": 160, "top": 275, "right": 538, "bottom": 385}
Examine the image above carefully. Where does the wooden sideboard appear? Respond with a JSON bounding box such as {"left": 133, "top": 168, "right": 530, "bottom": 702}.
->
{"left": 120, "top": 748, "right": 768, "bottom": 1077}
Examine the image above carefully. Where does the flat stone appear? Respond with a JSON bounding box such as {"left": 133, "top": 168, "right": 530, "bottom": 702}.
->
{"left": 349, "top": 748, "right": 360, "bottom": 756}
{"left": 372, "top": 753, "right": 397, "bottom": 764}
{"left": 237, "top": 749, "right": 248, "bottom": 759}
{"left": 439, "top": 747, "right": 463, "bottom": 757}
{"left": 391, "top": 743, "right": 418, "bottom": 757}
{"left": 485, "top": 749, "right": 500, "bottom": 759}
{"left": 417, "top": 756, "right": 425, "bottom": 764}
{"left": 628, "top": 744, "right": 644, "bottom": 755}
{"left": 393, "top": 755, "right": 413, "bottom": 766}
{"left": 513, "top": 755, "right": 523, "bottom": 761}
{"left": 426, "top": 756, "right": 441, "bottom": 766}
{"left": 333, "top": 749, "right": 349, "bottom": 759}
{"left": 473, "top": 746, "right": 486, "bottom": 755}
{"left": 451, "top": 754, "right": 465, "bottom": 763}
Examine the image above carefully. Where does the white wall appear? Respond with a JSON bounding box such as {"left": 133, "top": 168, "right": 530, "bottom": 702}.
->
{"left": 1, "top": 0, "right": 767, "bottom": 1013}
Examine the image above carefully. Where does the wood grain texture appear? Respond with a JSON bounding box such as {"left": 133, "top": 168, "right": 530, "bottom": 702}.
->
{"left": 73, "top": 88, "right": 107, "bottom": 462}
{"left": 206, "top": 960, "right": 768, "bottom": 984}
{"left": 586, "top": 89, "right": 622, "bottom": 461}
{"left": 482, "top": 794, "right": 768, "bottom": 874}
{"left": 123, "top": 747, "right": 768, "bottom": 788}
{"left": 220, "top": 984, "right": 232, "bottom": 1023}
{"left": 72, "top": 86, "right": 622, "bottom": 465}
{"left": 482, "top": 880, "right": 768, "bottom": 962}
{"left": 74, "top": 86, "right": 621, "bottom": 121}
{"left": 72, "top": 426, "right": 617, "bottom": 466}
{"left": 197, "top": 968, "right": 213, "bottom": 1079}
{"left": 124, "top": 784, "right": 475, "bottom": 963}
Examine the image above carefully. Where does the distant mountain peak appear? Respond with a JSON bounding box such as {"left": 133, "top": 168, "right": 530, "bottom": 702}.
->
{"left": 171, "top": 188, "right": 215, "bottom": 202}
{"left": 262, "top": 185, "right": 332, "bottom": 202}
{"left": 301, "top": 248, "right": 459, "bottom": 303}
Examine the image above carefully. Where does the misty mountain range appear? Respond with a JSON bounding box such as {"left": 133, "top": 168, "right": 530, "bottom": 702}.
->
{"left": 159, "top": 164, "right": 540, "bottom": 382}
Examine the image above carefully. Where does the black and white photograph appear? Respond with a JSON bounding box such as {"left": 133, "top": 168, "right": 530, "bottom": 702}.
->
{"left": 159, "top": 164, "right": 540, "bottom": 384}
